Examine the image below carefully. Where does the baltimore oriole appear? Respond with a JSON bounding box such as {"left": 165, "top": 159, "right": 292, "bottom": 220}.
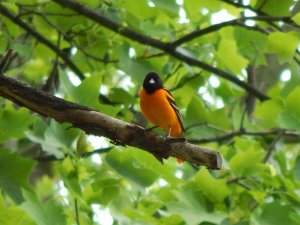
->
{"left": 140, "top": 72, "right": 185, "bottom": 163}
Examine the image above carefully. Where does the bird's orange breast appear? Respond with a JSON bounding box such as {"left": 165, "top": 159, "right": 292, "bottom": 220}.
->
{"left": 140, "top": 89, "right": 183, "bottom": 137}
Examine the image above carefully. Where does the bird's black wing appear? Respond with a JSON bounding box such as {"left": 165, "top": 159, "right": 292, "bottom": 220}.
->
{"left": 163, "top": 88, "right": 185, "bottom": 132}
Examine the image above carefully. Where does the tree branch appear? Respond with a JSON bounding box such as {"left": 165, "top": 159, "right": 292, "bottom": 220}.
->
{"left": 23, "top": 10, "right": 118, "bottom": 64}
{"left": 51, "top": 0, "right": 269, "bottom": 101}
{"left": 0, "top": 4, "right": 85, "bottom": 80}
{"left": 172, "top": 16, "right": 272, "bottom": 47}
{"left": 0, "top": 73, "right": 222, "bottom": 170}
{"left": 188, "top": 129, "right": 299, "bottom": 144}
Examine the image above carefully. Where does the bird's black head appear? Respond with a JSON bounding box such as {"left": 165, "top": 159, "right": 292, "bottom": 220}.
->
{"left": 143, "top": 72, "right": 163, "bottom": 94}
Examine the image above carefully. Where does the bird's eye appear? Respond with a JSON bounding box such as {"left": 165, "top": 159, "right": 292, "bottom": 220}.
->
{"left": 149, "top": 78, "right": 155, "bottom": 84}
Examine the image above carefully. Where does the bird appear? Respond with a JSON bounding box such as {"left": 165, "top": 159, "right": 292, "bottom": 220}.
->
{"left": 140, "top": 72, "right": 185, "bottom": 163}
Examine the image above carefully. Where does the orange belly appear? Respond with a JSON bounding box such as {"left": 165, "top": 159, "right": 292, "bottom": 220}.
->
{"left": 140, "top": 89, "right": 182, "bottom": 137}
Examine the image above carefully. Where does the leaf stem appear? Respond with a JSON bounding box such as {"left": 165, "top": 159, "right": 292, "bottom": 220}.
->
{"left": 74, "top": 198, "right": 80, "bottom": 225}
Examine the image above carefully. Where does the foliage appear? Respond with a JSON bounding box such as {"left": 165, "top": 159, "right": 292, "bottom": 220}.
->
{"left": 0, "top": 0, "right": 300, "bottom": 224}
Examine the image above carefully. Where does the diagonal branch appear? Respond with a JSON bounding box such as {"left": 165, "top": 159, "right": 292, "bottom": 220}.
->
{"left": 0, "top": 4, "right": 85, "bottom": 80}
{"left": 51, "top": 0, "right": 269, "bottom": 101}
{"left": 0, "top": 73, "right": 222, "bottom": 170}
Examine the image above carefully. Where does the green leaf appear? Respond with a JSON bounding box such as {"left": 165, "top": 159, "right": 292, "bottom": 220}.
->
{"left": 41, "top": 120, "right": 80, "bottom": 157}
{"left": 45, "top": 120, "right": 79, "bottom": 148}
{"left": 20, "top": 190, "right": 66, "bottom": 225}
{"left": 32, "top": 15, "right": 56, "bottom": 43}
{"left": 58, "top": 68, "right": 77, "bottom": 100}
{"left": 129, "top": 147, "right": 179, "bottom": 184}
{"left": 286, "top": 87, "right": 300, "bottom": 117}
{"left": 23, "top": 58, "right": 51, "bottom": 81}
{"left": 277, "top": 110, "right": 300, "bottom": 131}
{"left": 1, "top": 2, "right": 18, "bottom": 14}
{"left": 229, "top": 138, "right": 265, "bottom": 176}
{"left": 59, "top": 69, "right": 102, "bottom": 107}
{"left": 166, "top": 183, "right": 226, "bottom": 225}
{"left": 3, "top": 16, "right": 22, "bottom": 37}
{"left": 12, "top": 42, "right": 32, "bottom": 59}
{"left": 254, "top": 99, "right": 284, "bottom": 128}
{"left": 185, "top": 0, "right": 220, "bottom": 14}
{"left": 184, "top": 0, "right": 205, "bottom": 22}
{"left": 266, "top": 32, "right": 300, "bottom": 62}
{"left": 59, "top": 69, "right": 121, "bottom": 116}
{"left": 185, "top": 95, "right": 209, "bottom": 126}
{"left": 0, "top": 103, "right": 36, "bottom": 142}
{"left": 123, "top": 207, "right": 159, "bottom": 224}
{"left": 234, "top": 27, "right": 268, "bottom": 65}
{"left": 216, "top": 27, "right": 249, "bottom": 74}
{"left": 277, "top": 88, "right": 300, "bottom": 130}
{"left": 292, "top": 12, "right": 300, "bottom": 25}
{"left": 159, "top": 214, "right": 183, "bottom": 225}
{"left": 0, "top": 36, "right": 8, "bottom": 54}
{"left": 140, "top": 20, "right": 172, "bottom": 37}
{"left": 151, "top": 0, "right": 180, "bottom": 17}
{"left": 107, "top": 88, "right": 136, "bottom": 104}
{"left": 254, "top": 0, "right": 294, "bottom": 16}
{"left": 59, "top": 157, "right": 82, "bottom": 197}
{"left": 253, "top": 201, "right": 298, "bottom": 225}
{"left": 105, "top": 148, "right": 159, "bottom": 188}
{"left": 194, "top": 168, "right": 229, "bottom": 203}
{"left": 0, "top": 149, "right": 36, "bottom": 203}
{"left": 83, "top": 176, "right": 121, "bottom": 206}
{"left": 209, "top": 108, "right": 231, "bottom": 129}
{"left": 74, "top": 75, "right": 101, "bottom": 107}
{"left": 294, "top": 155, "right": 300, "bottom": 181}
{"left": 119, "top": 44, "right": 155, "bottom": 83}
{"left": 122, "top": 0, "right": 158, "bottom": 21}
{"left": 0, "top": 193, "right": 35, "bottom": 225}
{"left": 33, "top": 43, "right": 55, "bottom": 61}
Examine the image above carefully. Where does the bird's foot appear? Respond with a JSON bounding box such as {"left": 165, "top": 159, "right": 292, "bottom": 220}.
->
{"left": 163, "top": 135, "right": 186, "bottom": 143}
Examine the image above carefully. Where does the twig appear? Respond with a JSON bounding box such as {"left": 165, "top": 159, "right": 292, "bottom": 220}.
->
{"left": 185, "top": 122, "right": 227, "bottom": 133}
{"left": 163, "top": 63, "right": 183, "bottom": 83}
{"left": 26, "top": 10, "right": 118, "bottom": 64}
{"left": 262, "top": 131, "right": 285, "bottom": 163}
{"left": 188, "top": 129, "right": 299, "bottom": 144}
{"left": 0, "top": 49, "right": 13, "bottom": 73}
{"left": 172, "top": 17, "right": 273, "bottom": 47}
{"left": 169, "top": 72, "right": 202, "bottom": 92}
{"left": 42, "top": 33, "right": 61, "bottom": 92}
{"left": 0, "top": 5, "right": 85, "bottom": 80}
{"left": 137, "top": 52, "right": 165, "bottom": 60}
{"left": 227, "top": 177, "right": 251, "bottom": 190}
{"left": 220, "top": 0, "right": 267, "bottom": 17}
{"left": 15, "top": 1, "right": 50, "bottom": 8}
{"left": 81, "top": 147, "right": 114, "bottom": 157}
{"left": 34, "top": 155, "right": 62, "bottom": 162}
